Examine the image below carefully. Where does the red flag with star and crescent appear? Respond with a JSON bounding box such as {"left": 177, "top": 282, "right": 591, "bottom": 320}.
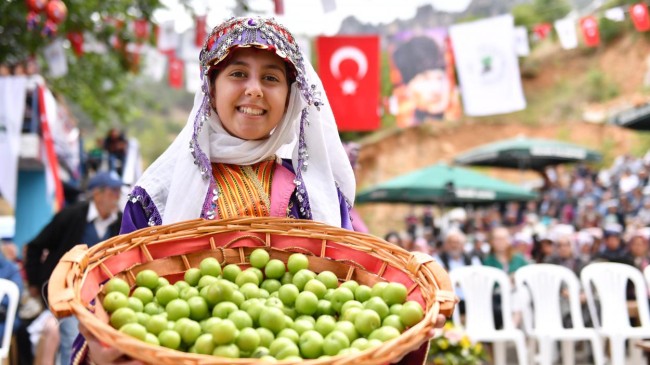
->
{"left": 316, "top": 36, "right": 380, "bottom": 131}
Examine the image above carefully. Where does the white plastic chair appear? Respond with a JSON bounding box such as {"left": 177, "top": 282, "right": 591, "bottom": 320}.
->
{"left": 0, "top": 278, "right": 20, "bottom": 361}
{"left": 581, "top": 262, "right": 650, "bottom": 365}
{"left": 514, "top": 264, "right": 604, "bottom": 365}
{"left": 450, "top": 266, "right": 528, "bottom": 365}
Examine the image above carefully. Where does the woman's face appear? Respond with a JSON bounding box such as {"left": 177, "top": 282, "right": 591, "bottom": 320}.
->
{"left": 213, "top": 48, "right": 290, "bottom": 140}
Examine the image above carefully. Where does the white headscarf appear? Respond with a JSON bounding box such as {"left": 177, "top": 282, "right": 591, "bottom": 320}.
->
{"left": 132, "top": 17, "right": 355, "bottom": 227}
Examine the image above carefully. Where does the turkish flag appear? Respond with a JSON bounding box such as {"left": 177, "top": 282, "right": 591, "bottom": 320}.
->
{"left": 169, "top": 57, "right": 184, "bottom": 89}
{"left": 316, "top": 36, "right": 380, "bottom": 131}
{"left": 580, "top": 16, "right": 600, "bottom": 47}
{"left": 631, "top": 3, "right": 650, "bottom": 32}
{"left": 195, "top": 15, "right": 207, "bottom": 47}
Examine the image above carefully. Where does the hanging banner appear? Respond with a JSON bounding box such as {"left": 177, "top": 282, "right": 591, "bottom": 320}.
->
{"left": 554, "top": 17, "right": 578, "bottom": 50}
{"left": 195, "top": 15, "right": 207, "bottom": 47}
{"left": 580, "top": 16, "right": 600, "bottom": 47}
{"left": 0, "top": 77, "right": 28, "bottom": 209}
{"left": 631, "top": 3, "right": 650, "bottom": 32}
{"left": 317, "top": 36, "right": 380, "bottom": 131}
{"left": 514, "top": 26, "right": 530, "bottom": 56}
{"left": 450, "top": 14, "right": 526, "bottom": 116}
{"left": 388, "top": 28, "right": 460, "bottom": 126}
{"left": 168, "top": 57, "right": 184, "bottom": 89}
{"left": 143, "top": 46, "right": 167, "bottom": 82}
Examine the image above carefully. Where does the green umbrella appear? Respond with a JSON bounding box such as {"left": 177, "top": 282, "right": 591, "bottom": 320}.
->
{"left": 356, "top": 163, "right": 538, "bottom": 205}
{"left": 453, "top": 136, "right": 602, "bottom": 171}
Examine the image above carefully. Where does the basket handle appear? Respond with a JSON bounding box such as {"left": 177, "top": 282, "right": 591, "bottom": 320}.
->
{"left": 48, "top": 244, "right": 89, "bottom": 318}
{"left": 408, "top": 252, "right": 458, "bottom": 318}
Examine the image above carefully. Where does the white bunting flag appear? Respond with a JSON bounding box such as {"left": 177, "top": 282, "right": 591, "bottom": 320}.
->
{"left": 43, "top": 38, "right": 68, "bottom": 78}
{"left": 185, "top": 62, "right": 201, "bottom": 94}
{"left": 554, "top": 17, "right": 579, "bottom": 50}
{"left": 449, "top": 15, "right": 526, "bottom": 116}
{"left": 143, "top": 46, "right": 168, "bottom": 82}
{"left": 157, "top": 20, "right": 179, "bottom": 52}
{"left": 321, "top": 0, "right": 336, "bottom": 13}
{"left": 605, "top": 7, "right": 626, "bottom": 22}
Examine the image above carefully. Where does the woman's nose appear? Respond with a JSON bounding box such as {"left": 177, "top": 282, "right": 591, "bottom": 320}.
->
{"left": 245, "top": 79, "right": 263, "bottom": 98}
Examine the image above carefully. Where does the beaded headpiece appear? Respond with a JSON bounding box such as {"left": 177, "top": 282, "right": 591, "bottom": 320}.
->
{"left": 190, "top": 16, "right": 322, "bottom": 220}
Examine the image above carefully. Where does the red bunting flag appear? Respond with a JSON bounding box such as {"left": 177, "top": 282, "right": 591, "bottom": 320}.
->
{"left": 273, "top": 0, "right": 284, "bottom": 15}
{"left": 533, "top": 23, "right": 552, "bottom": 40}
{"left": 133, "top": 19, "right": 150, "bottom": 41}
{"left": 195, "top": 15, "right": 207, "bottom": 47}
{"left": 169, "top": 57, "right": 184, "bottom": 89}
{"left": 580, "top": 16, "right": 600, "bottom": 47}
{"left": 631, "top": 3, "right": 650, "bottom": 32}
{"left": 67, "top": 32, "right": 84, "bottom": 57}
{"left": 317, "top": 36, "right": 380, "bottom": 131}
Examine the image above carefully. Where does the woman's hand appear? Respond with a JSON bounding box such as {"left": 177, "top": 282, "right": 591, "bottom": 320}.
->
{"left": 79, "top": 324, "right": 143, "bottom": 365}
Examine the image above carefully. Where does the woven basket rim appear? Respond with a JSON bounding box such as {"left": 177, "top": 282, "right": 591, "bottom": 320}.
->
{"left": 50, "top": 217, "right": 455, "bottom": 365}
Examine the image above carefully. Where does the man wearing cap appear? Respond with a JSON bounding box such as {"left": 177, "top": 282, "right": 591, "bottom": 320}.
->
{"left": 24, "top": 171, "right": 123, "bottom": 365}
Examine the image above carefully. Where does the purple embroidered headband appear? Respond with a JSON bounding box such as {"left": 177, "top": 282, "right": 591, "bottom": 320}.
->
{"left": 190, "top": 16, "right": 321, "bottom": 220}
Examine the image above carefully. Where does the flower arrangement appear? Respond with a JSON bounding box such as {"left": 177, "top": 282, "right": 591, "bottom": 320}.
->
{"left": 427, "top": 322, "right": 488, "bottom": 365}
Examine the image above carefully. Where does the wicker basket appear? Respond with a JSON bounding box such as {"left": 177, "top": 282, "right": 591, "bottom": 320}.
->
{"left": 49, "top": 217, "right": 457, "bottom": 365}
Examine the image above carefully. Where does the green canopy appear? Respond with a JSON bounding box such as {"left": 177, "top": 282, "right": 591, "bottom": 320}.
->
{"left": 454, "top": 136, "right": 602, "bottom": 171}
{"left": 356, "top": 163, "right": 538, "bottom": 205}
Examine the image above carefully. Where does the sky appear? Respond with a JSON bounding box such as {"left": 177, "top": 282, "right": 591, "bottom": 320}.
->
{"left": 155, "top": 0, "right": 473, "bottom": 36}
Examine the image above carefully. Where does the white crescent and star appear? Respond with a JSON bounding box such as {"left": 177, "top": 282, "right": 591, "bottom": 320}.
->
{"left": 329, "top": 46, "right": 368, "bottom": 95}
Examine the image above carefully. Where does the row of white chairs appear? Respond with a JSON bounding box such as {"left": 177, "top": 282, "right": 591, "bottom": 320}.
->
{"left": 449, "top": 262, "right": 650, "bottom": 365}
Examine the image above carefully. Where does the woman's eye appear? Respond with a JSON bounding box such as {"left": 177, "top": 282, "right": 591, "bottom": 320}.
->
{"left": 230, "top": 71, "right": 246, "bottom": 78}
{"left": 264, "top": 74, "right": 282, "bottom": 82}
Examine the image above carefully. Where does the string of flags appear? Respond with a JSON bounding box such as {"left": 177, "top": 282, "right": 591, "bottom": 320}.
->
{"left": 32, "top": 1, "right": 650, "bottom": 127}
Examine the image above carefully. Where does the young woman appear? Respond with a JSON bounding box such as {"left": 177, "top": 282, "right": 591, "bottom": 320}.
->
{"left": 72, "top": 16, "right": 443, "bottom": 365}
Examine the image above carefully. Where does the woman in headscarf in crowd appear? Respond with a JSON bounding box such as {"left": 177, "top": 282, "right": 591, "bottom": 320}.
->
{"left": 71, "top": 16, "right": 444, "bottom": 365}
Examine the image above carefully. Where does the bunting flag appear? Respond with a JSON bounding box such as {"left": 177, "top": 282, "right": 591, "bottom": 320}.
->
{"left": 195, "top": 15, "right": 207, "bottom": 47}
{"left": 631, "top": 3, "right": 650, "bottom": 32}
{"left": 317, "top": 36, "right": 380, "bottom": 131}
{"left": 450, "top": 14, "right": 526, "bottom": 116}
{"left": 43, "top": 38, "right": 67, "bottom": 78}
{"left": 0, "top": 77, "right": 27, "bottom": 209}
{"left": 143, "top": 46, "right": 167, "bottom": 82}
{"left": 168, "top": 56, "right": 184, "bottom": 89}
{"left": 133, "top": 19, "right": 150, "bottom": 41}
{"left": 157, "top": 20, "right": 179, "bottom": 55}
{"left": 533, "top": 23, "right": 552, "bottom": 40}
{"left": 605, "top": 7, "right": 626, "bottom": 22}
{"left": 555, "top": 17, "right": 578, "bottom": 50}
{"left": 83, "top": 32, "right": 108, "bottom": 54}
{"left": 514, "top": 26, "right": 530, "bottom": 56}
{"left": 185, "top": 61, "right": 201, "bottom": 94}
{"left": 580, "top": 16, "right": 601, "bottom": 47}
{"left": 273, "top": 0, "right": 285, "bottom": 15}
{"left": 67, "top": 32, "right": 84, "bottom": 57}
{"left": 321, "top": 0, "right": 336, "bottom": 13}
